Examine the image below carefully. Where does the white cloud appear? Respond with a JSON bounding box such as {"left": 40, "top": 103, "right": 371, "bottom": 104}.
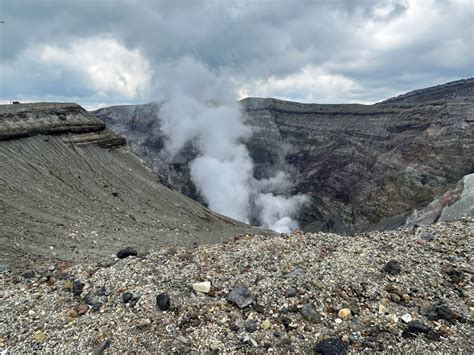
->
{"left": 238, "top": 66, "right": 360, "bottom": 103}
{"left": 34, "top": 37, "right": 152, "bottom": 99}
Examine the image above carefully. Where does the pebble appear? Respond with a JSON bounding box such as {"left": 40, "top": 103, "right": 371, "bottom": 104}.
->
{"left": 244, "top": 319, "right": 257, "bottom": 333}
{"left": 382, "top": 260, "right": 401, "bottom": 275}
{"left": 281, "top": 267, "right": 304, "bottom": 279}
{"left": 401, "top": 294, "right": 410, "bottom": 303}
{"left": 314, "top": 337, "right": 346, "bottom": 355}
{"left": 156, "top": 293, "right": 170, "bottom": 311}
{"left": 300, "top": 304, "right": 320, "bottom": 323}
{"left": 404, "top": 320, "right": 431, "bottom": 335}
{"left": 401, "top": 314, "right": 412, "bottom": 323}
{"left": 22, "top": 270, "right": 35, "bottom": 279}
{"left": 116, "top": 247, "right": 138, "bottom": 259}
{"left": 337, "top": 308, "right": 352, "bottom": 320}
{"left": 387, "top": 314, "right": 399, "bottom": 323}
{"left": 261, "top": 319, "right": 271, "bottom": 330}
{"left": 378, "top": 304, "right": 388, "bottom": 314}
{"left": 227, "top": 284, "right": 253, "bottom": 308}
{"left": 72, "top": 281, "right": 85, "bottom": 297}
{"left": 122, "top": 292, "right": 134, "bottom": 303}
{"left": 285, "top": 287, "right": 298, "bottom": 298}
{"left": 192, "top": 281, "right": 211, "bottom": 293}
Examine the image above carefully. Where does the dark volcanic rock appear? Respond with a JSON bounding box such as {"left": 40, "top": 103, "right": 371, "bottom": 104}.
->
{"left": 156, "top": 293, "right": 170, "bottom": 311}
{"left": 93, "top": 78, "right": 474, "bottom": 233}
{"left": 314, "top": 337, "right": 346, "bottom": 354}
{"left": 72, "top": 281, "right": 85, "bottom": 297}
{"left": 382, "top": 260, "right": 402, "bottom": 275}
{"left": 22, "top": 270, "right": 35, "bottom": 279}
{"left": 117, "top": 247, "right": 138, "bottom": 259}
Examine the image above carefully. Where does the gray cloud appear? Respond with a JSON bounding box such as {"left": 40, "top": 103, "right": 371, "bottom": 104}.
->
{"left": 1, "top": 0, "right": 473, "bottom": 106}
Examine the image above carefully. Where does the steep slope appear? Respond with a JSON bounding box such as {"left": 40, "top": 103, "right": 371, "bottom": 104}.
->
{"left": 93, "top": 78, "right": 474, "bottom": 233}
{"left": 0, "top": 103, "right": 256, "bottom": 271}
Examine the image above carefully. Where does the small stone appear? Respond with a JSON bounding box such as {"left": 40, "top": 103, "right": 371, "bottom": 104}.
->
{"left": 92, "top": 302, "right": 102, "bottom": 312}
{"left": 229, "top": 323, "right": 239, "bottom": 331}
{"left": 227, "top": 284, "right": 253, "bottom": 309}
{"left": 420, "top": 232, "right": 435, "bottom": 241}
{"left": 401, "top": 314, "right": 412, "bottom": 323}
{"left": 192, "top": 281, "right": 211, "bottom": 293}
{"left": 72, "top": 281, "right": 85, "bottom": 297}
{"left": 281, "top": 316, "right": 295, "bottom": 331}
{"left": 403, "top": 320, "right": 431, "bottom": 336}
{"left": 156, "top": 293, "right": 170, "bottom": 311}
{"left": 286, "top": 287, "right": 299, "bottom": 298}
{"left": 438, "top": 326, "right": 450, "bottom": 336}
{"left": 116, "top": 246, "right": 138, "bottom": 259}
{"left": 137, "top": 319, "right": 152, "bottom": 330}
{"left": 122, "top": 292, "right": 134, "bottom": 303}
{"left": 335, "top": 318, "right": 343, "bottom": 324}
{"left": 93, "top": 339, "right": 111, "bottom": 355}
{"left": 387, "top": 314, "right": 399, "bottom": 323}
{"left": 281, "top": 267, "right": 304, "bottom": 279}
{"left": 32, "top": 331, "right": 46, "bottom": 342}
{"left": 244, "top": 319, "right": 258, "bottom": 333}
{"left": 76, "top": 303, "right": 88, "bottom": 316}
{"left": 63, "top": 280, "right": 73, "bottom": 290}
{"left": 261, "top": 319, "right": 271, "bottom": 330}
{"left": 314, "top": 337, "right": 346, "bottom": 355}
{"left": 337, "top": 308, "right": 352, "bottom": 320}
{"left": 401, "top": 294, "right": 410, "bottom": 303}
{"left": 300, "top": 304, "right": 321, "bottom": 323}
{"left": 253, "top": 304, "right": 265, "bottom": 313}
{"left": 389, "top": 293, "right": 401, "bottom": 303}
{"left": 22, "top": 270, "right": 35, "bottom": 279}
{"left": 28, "top": 309, "right": 36, "bottom": 316}
{"left": 382, "top": 260, "right": 401, "bottom": 275}
{"left": 378, "top": 304, "right": 388, "bottom": 314}
{"left": 421, "top": 302, "right": 457, "bottom": 323}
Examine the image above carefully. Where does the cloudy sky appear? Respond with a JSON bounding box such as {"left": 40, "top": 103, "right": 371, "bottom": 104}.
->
{"left": 0, "top": 0, "right": 473, "bottom": 109}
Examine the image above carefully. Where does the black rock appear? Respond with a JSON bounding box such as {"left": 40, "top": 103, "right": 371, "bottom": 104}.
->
{"left": 22, "top": 269, "right": 35, "bottom": 279}
{"left": 300, "top": 304, "right": 321, "bottom": 323}
{"left": 229, "top": 323, "right": 239, "bottom": 332}
{"left": 286, "top": 287, "right": 298, "bottom": 298}
{"left": 406, "top": 320, "right": 431, "bottom": 334}
{"left": 281, "top": 316, "right": 295, "bottom": 331}
{"left": 227, "top": 284, "right": 253, "bottom": 309}
{"left": 244, "top": 320, "right": 257, "bottom": 333}
{"left": 156, "top": 292, "right": 170, "bottom": 311}
{"left": 422, "top": 302, "right": 457, "bottom": 323}
{"left": 122, "top": 292, "right": 134, "bottom": 303}
{"left": 314, "top": 337, "right": 346, "bottom": 355}
{"left": 96, "top": 286, "right": 110, "bottom": 297}
{"left": 91, "top": 302, "right": 102, "bottom": 312}
{"left": 253, "top": 304, "right": 265, "bottom": 314}
{"left": 117, "top": 246, "right": 138, "bottom": 259}
{"left": 72, "top": 280, "right": 85, "bottom": 297}
{"left": 382, "top": 260, "right": 401, "bottom": 275}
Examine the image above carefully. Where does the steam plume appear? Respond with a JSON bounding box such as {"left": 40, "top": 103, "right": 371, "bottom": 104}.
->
{"left": 155, "top": 56, "right": 308, "bottom": 232}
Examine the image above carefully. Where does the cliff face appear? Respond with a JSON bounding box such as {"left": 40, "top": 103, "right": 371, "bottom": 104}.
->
{"left": 93, "top": 78, "right": 474, "bottom": 233}
{"left": 0, "top": 103, "right": 255, "bottom": 271}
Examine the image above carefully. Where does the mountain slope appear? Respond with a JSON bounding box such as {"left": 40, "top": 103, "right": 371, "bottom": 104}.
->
{"left": 93, "top": 78, "right": 474, "bottom": 233}
{"left": 0, "top": 103, "right": 256, "bottom": 271}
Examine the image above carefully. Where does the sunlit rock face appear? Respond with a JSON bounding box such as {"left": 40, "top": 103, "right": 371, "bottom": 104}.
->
{"left": 94, "top": 78, "right": 474, "bottom": 233}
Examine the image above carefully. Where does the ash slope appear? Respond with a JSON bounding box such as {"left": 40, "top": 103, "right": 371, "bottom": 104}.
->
{"left": 0, "top": 219, "right": 472, "bottom": 353}
{"left": 0, "top": 103, "right": 256, "bottom": 271}
{"left": 93, "top": 78, "right": 474, "bottom": 234}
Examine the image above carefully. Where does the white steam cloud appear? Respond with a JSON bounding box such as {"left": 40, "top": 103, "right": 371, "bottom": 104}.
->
{"left": 155, "top": 56, "right": 308, "bottom": 233}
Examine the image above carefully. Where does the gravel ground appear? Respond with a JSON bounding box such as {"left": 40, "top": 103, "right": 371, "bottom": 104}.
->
{"left": 0, "top": 218, "right": 472, "bottom": 353}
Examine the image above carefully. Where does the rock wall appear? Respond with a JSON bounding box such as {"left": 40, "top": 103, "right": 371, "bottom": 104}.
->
{"left": 93, "top": 78, "right": 474, "bottom": 233}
